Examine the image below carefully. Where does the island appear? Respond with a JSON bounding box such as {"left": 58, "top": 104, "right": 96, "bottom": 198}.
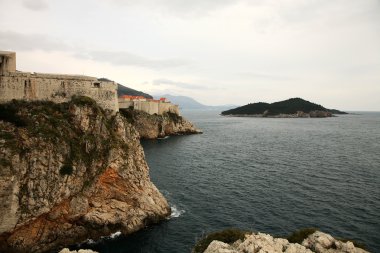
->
{"left": 221, "top": 98, "right": 347, "bottom": 118}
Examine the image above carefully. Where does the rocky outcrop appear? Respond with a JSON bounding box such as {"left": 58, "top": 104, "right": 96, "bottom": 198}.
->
{"left": 203, "top": 231, "right": 368, "bottom": 253}
{"left": 0, "top": 97, "right": 170, "bottom": 253}
{"left": 120, "top": 108, "right": 202, "bottom": 139}
{"left": 59, "top": 249, "right": 98, "bottom": 253}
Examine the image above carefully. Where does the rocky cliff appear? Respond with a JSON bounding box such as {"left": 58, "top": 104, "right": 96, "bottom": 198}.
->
{"left": 203, "top": 231, "right": 368, "bottom": 253}
{"left": 0, "top": 97, "right": 170, "bottom": 253}
{"left": 120, "top": 108, "right": 202, "bottom": 139}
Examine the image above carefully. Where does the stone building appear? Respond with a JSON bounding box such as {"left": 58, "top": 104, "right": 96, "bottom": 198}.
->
{"left": 119, "top": 95, "right": 180, "bottom": 116}
{"left": 0, "top": 51, "right": 118, "bottom": 111}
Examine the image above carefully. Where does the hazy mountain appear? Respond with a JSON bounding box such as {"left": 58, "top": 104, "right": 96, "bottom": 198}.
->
{"left": 157, "top": 94, "right": 238, "bottom": 110}
{"left": 98, "top": 78, "right": 153, "bottom": 99}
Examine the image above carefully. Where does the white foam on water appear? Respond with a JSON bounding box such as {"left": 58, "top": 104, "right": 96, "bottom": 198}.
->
{"left": 109, "top": 231, "right": 122, "bottom": 239}
{"left": 84, "top": 239, "right": 96, "bottom": 244}
{"left": 169, "top": 205, "right": 185, "bottom": 219}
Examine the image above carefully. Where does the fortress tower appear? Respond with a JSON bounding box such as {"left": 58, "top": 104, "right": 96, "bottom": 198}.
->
{"left": 0, "top": 51, "right": 16, "bottom": 75}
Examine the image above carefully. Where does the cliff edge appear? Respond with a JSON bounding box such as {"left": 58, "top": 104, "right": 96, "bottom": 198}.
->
{"left": 0, "top": 97, "right": 170, "bottom": 253}
{"left": 120, "top": 108, "right": 202, "bottom": 139}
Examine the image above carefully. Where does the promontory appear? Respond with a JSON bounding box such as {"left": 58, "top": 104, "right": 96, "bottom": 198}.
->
{"left": 0, "top": 51, "right": 200, "bottom": 252}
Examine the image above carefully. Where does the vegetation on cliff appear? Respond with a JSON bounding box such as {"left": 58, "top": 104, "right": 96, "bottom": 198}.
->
{"left": 221, "top": 98, "right": 347, "bottom": 116}
{"left": 0, "top": 96, "right": 112, "bottom": 168}
{"left": 193, "top": 228, "right": 251, "bottom": 253}
{"left": 119, "top": 108, "right": 201, "bottom": 139}
{"left": 0, "top": 96, "right": 170, "bottom": 253}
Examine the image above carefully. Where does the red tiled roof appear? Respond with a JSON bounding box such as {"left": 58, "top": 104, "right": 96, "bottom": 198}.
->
{"left": 120, "top": 95, "right": 146, "bottom": 99}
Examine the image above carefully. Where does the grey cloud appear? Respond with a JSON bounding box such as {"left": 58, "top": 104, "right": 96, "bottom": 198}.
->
{"left": 77, "top": 51, "right": 189, "bottom": 69}
{"left": 152, "top": 79, "right": 203, "bottom": 89}
{"left": 236, "top": 72, "right": 294, "bottom": 81}
{"left": 22, "top": 0, "right": 48, "bottom": 11}
{"left": 0, "top": 31, "right": 187, "bottom": 70}
{"left": 0, "top": 31, "right": 69, "bottom": 51}
{"left": 108, "top": 0, "right": 242, "bottom": 15}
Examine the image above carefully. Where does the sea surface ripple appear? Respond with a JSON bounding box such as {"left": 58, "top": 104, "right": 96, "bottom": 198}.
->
{"left": 74, "top": 111, "right": 380, "bottom": 253}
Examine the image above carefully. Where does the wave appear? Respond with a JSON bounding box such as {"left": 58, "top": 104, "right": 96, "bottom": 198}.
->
{"left": 81, "top": 231, "right": 122, "bottom": 246}
{"left": 157, "top": 136, "right": 170, "bottom": 140}
{"left": 84, "top": 239, "right": 96, "bottom": 245}
{"left": 108, "top": 231, "right": 122, "bottom": 239}
{"left": 169, "top": 205, "right": 185, "bottom": 219}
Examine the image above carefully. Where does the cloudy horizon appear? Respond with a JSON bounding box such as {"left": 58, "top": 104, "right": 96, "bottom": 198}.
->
{"left": 1, "top": 0, "right": 379, "bottom": 110}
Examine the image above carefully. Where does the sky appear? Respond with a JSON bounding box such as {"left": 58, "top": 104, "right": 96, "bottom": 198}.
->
{"left": 0, "top": 0, "right": 379, "bottom": 110}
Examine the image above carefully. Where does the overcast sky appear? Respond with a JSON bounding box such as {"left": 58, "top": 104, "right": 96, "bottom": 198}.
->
{"left": 1, "top": 0, "right": 379, "bottom": 110}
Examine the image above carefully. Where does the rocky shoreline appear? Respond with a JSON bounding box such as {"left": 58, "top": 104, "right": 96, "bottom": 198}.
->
{"left": 204, "top": 231, "right": 368, "bottom": 253}
{"left": 120, "top": 108, "right": 202, "bottom": 139}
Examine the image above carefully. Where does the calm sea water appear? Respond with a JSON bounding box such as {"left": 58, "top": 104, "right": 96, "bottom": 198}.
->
{"left": 75, "top": 111, "right": 380, "bottom": 252}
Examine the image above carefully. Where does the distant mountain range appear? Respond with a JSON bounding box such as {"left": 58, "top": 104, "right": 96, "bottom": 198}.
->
{"left": 221, "top": 98, "right": 347, "bottom": 117}
{"left": 156, "top": 94, "right": 238, "bottom": 110}
{"left": 98, "top": 78, "right": 153, "bottom": 99}
{"left": 98, "top": 79, "right": 235, "bottom": 110}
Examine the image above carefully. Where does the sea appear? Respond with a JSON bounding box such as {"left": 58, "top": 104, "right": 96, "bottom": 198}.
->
{"left": 74, "top": 110, "right": 380, "bottom": 253}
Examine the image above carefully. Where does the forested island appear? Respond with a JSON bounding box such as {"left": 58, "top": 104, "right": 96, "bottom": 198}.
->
{"left": 221, "top": 98, "right": 347, "bottom": 118}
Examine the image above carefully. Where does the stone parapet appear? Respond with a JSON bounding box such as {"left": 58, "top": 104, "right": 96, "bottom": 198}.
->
{"left": 119, "top": 100, "right": 180, "bottom": 116}
{"left": 0, "top": 72, "right": 118, "bottom": 111}
{"left": 0, "top": 50, "right": 119, "bottom": 112}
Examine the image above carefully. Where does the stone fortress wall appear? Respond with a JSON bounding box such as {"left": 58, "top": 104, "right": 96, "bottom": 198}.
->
{"left": 0, "top": 51, "right": 118, "bottom": 111}
{"left": 119, "top": 96, "right": 180, "bottom": 116}
{"left": 1, "top": 51, "right": 182, "bottom": 115}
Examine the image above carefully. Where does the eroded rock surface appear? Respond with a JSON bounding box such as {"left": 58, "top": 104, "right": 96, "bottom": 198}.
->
{"left": 204, "top": 231, "right": 368, "bottom": 253}
{"left": 0, "top": 99, "right": 170, "bottom": 253}
{"left": 120, "top": 109, "right": 202, "bottom": 139}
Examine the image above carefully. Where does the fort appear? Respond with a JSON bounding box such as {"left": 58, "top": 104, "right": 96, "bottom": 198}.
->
{"left": 0, "top": 51, "right": 180, "bottom": 116}
{"left": 0, "top": 51, "right": 118, "bottom": 111}
{"left": 119, "top": 95, "right": 180, "bottom": 116}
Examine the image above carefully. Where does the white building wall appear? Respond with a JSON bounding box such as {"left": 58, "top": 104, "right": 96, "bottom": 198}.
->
{"left": 118, "top": 100, "right": 180, "bottom": 116}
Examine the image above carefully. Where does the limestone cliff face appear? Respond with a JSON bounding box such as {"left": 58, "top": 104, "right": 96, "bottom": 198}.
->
{"left": 0, "top": 97, "right": 170, "bottom": 253}
{"left": 120, "top": 109, "right": 202, "bottom": 139}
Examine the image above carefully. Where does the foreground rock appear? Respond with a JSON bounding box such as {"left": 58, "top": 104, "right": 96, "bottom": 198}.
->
{"left": 59, "top": 249, "right": 98, "bottom": 253}
{"left": 0, "top": 98, "right": 170, "bottom": 253}
{"left": 204, "top": 231, "right": 368, "bottom": 253}
{"left": 120, "top": 108, "right": 202, "bottom": 139}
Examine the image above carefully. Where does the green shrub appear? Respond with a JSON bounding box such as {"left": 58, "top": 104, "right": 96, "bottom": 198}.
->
{"left": 70, "top": 95, "right": 97, "bottom": 107}
{"left": 193, "top": 228, "right": 250, "bottom": 253}
{"left": 287, "top": 228, "right": 317, "bottom": 244}
{"left": 119, "top": 108, "right": 135, "bottom": 123}
{"left": 166, "top": 112, "right": 181, "bottom": 123}
{"left": 59, "top": 164, "right": 73, "bottom": 176}
{"left": 0, "top": 103, "right": 28, "bottom": 127}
